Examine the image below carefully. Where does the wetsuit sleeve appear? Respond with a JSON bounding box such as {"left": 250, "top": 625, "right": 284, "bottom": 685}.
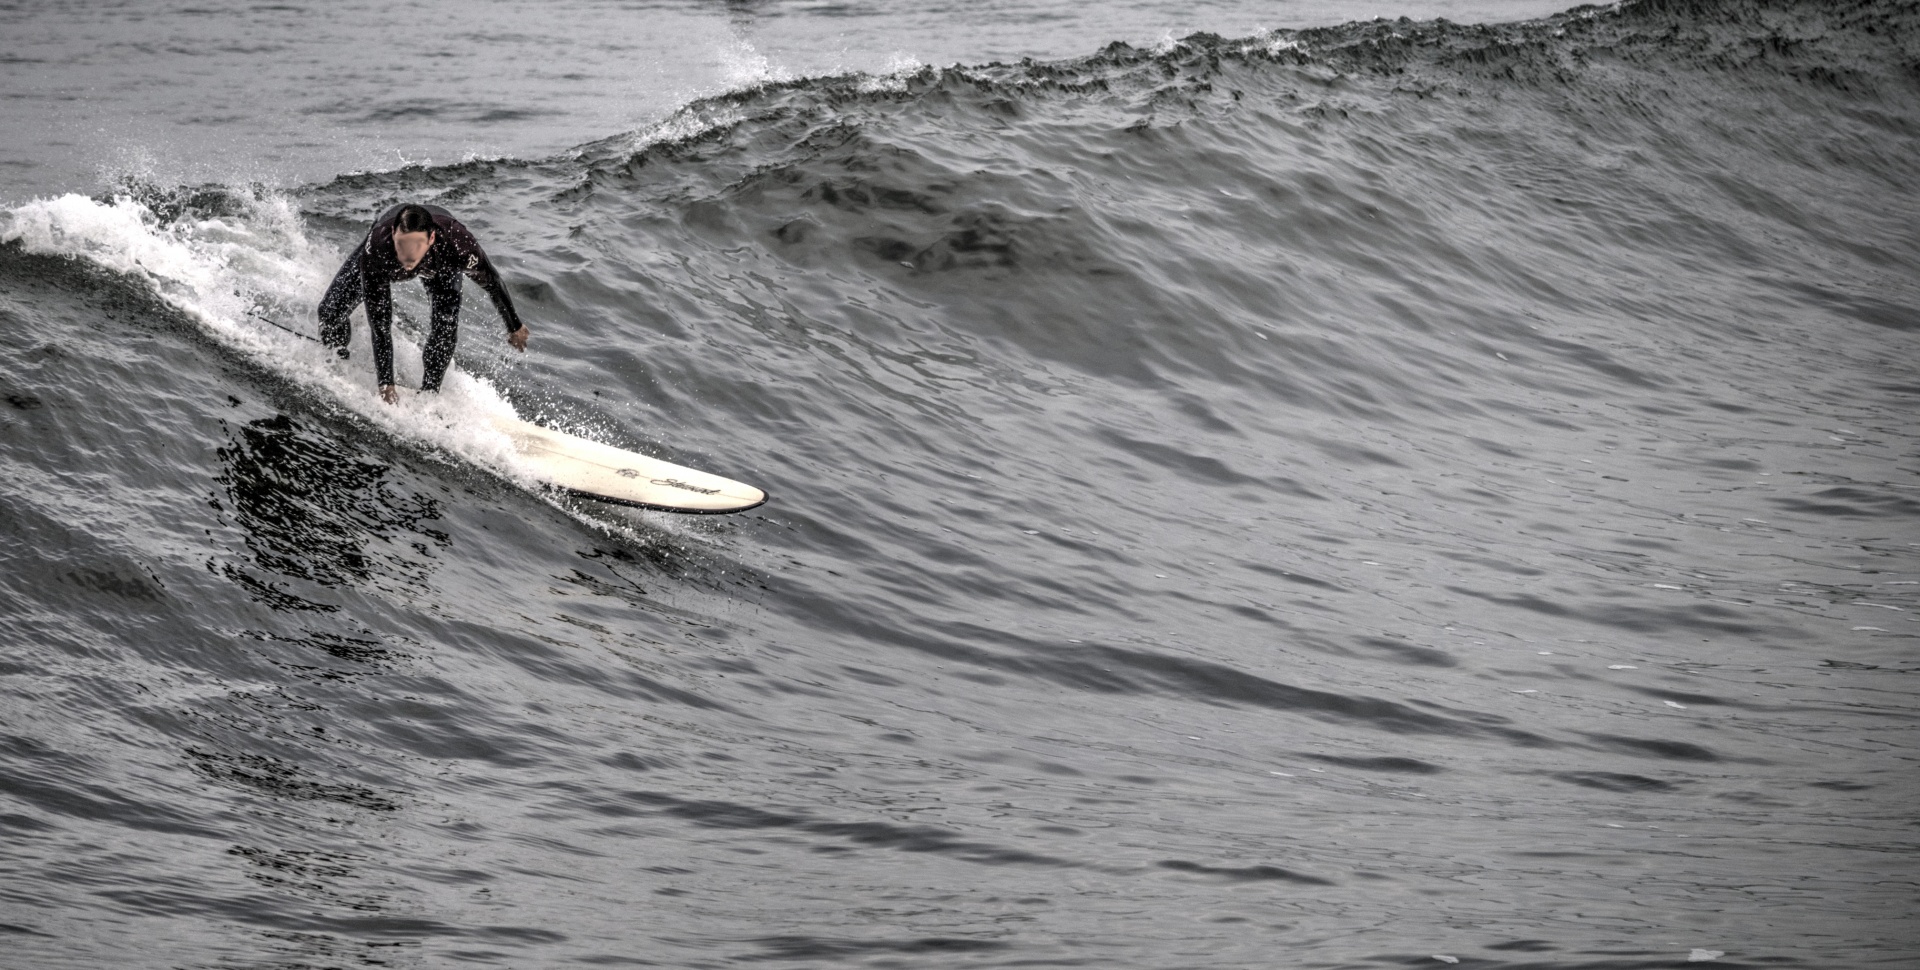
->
{"left": 362, "top": 266, "right": 398, "bottom": 387}
{"left": 446, "top": 225, "right": 524, "bottom": 333}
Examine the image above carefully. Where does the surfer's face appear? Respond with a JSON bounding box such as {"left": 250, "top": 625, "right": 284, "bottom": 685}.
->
{"left": 394, "top": 229, "right": 435, "bottom": 270}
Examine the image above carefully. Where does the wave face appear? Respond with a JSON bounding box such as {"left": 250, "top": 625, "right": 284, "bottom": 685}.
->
{"left": 4, "top": 1, "right": 1919, "bottom": 967}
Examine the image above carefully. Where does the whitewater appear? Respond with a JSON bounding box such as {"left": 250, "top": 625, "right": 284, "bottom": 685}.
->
{"left": 2, "top": 1, "right": 1917, "bottom": 968}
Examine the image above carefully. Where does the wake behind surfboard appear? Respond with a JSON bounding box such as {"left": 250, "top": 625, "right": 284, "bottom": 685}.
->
{"left": 395, "top": 388, "right": 767, "bottom": 514}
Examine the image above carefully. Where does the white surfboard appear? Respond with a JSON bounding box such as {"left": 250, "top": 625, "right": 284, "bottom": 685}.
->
{"left": 486, "top": 410, "right": 767, "bottom": 514}
{"left": 389, "top": 388, "right": 766, "bottom": 513}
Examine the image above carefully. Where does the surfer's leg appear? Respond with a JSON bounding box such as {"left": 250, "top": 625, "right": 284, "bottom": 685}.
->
{"left": 317, "top": 250, "right": 364, "bottom": 359}
{"left": 419, "top": 274, "right": 463, "bottom": 392}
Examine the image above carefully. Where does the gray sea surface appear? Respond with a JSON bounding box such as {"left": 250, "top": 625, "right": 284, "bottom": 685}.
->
{"left": 2, "top": 0, "right": 1568, "bottom": 200}
{"left": 2, "top": 1, "right": 1918, "bottom": 968}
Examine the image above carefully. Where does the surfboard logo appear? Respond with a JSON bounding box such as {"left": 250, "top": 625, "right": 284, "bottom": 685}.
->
{"left": 652, "top": 478, "right": 722, "bottom": 495}
{"left": 617, "top": 468, "right": 640, "bottom": 478}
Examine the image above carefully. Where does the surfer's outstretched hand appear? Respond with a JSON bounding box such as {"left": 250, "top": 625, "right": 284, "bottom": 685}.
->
{"left": 380, "top": 384, "right": 399, "bottom": 405}
{"left": 508, "top": 325, "right": 530, "bottom": 352}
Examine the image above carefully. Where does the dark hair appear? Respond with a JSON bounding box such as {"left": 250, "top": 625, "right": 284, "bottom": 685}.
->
{"left": 395, "top": 204, "right": 436, "bottom": 234}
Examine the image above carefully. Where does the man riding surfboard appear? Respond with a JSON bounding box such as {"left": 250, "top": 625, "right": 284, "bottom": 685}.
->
{"left": 317, "top": 203, "right": 531, "bottom": 403}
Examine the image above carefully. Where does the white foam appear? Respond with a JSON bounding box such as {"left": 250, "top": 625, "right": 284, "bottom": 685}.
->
{"left": 857, "top": 54, "right": 926, "bottom": 94}
{"left": 602, "top": 105, "right": 744, "bottom": 164}
{"left": 719, "top": 37, "right": 793, "bottom": 90}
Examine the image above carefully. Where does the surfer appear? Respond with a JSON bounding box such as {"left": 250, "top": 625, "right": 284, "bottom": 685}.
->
{"left": 317, "top": 203, "right": 531, "bottom": 404}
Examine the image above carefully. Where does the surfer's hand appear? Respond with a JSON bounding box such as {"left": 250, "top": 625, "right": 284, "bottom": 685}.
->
{"left": 508, "top": 325, "right": 530, "bottom": 352}
{"left": 380, "top": 384, "right": 399, "bottom": 405}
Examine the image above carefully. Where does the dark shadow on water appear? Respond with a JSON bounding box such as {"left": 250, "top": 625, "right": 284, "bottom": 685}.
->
{"left": 1578, "top": 733, "right": 1724, "bottom": 763}
{"left": 591, "top": 789, "right": 1079, "bottom": 869}
{"left": 732, "top": 935, "right": 1009, "bottom": 962}
{"left": 1157, "top": 859, "right": 1335, "bottom": 885}
{"left": 187, "top": 748, "right": 400, "bottom": 812}
{"left": 244, "top": 628, "right": 397, "bottom": 665}
{"left": 212, "top": 414, "right": 449, "bottom": 606}
{"left": 1550, "top": 771, "right": 1681, "bottom": 794}
{"left": 1300, "top": 754, "right": 1445, "bottom": 774}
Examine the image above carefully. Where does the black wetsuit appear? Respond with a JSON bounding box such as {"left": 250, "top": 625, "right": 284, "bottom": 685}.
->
{"left": 317, "top": 204, "right": 524, "bottom": 391}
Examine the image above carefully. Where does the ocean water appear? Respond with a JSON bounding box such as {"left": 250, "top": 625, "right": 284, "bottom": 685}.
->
{"left": 2, "top": 1, "right": 1918, "bottom": 968}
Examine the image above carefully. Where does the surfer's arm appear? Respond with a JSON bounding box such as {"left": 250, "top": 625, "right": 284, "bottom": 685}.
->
{"left": 448, "top": 225, "right": 530, "bottom": 348}
{"left": 362, "top": 273, "right": 399, "bottom": 391}
{"left": 472, "top": 268, "right": 525, "bottom": 334}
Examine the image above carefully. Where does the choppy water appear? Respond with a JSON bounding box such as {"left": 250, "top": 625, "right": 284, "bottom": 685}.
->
{"left": 3, "top": 1, "right": 1919, "bottom": 967}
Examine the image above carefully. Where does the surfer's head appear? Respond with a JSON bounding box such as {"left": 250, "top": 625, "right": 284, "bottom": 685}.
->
{"left": 393, "top": 204, "right": 436, "bottom": 270}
